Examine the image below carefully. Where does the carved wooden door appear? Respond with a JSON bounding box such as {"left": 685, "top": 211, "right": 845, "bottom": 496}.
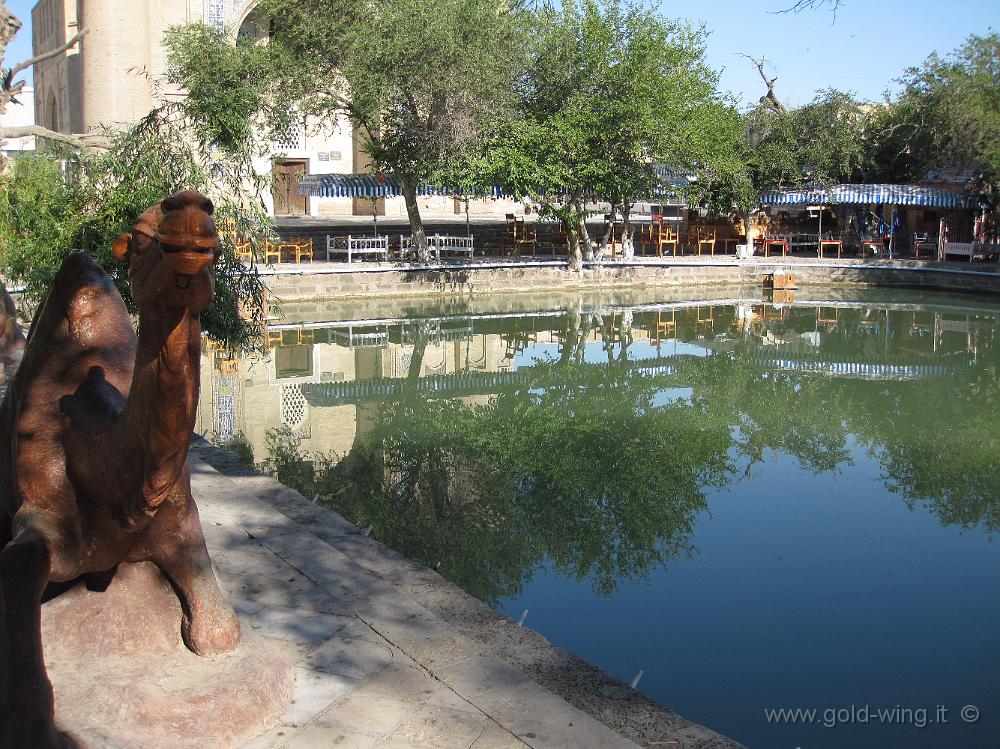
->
{"left": 272, "top": 160, "right": 308, "bottom": 216}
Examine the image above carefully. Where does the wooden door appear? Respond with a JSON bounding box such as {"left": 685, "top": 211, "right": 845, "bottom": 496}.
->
{"left": 272, "top": 160, "right": 309, "bottom": 216}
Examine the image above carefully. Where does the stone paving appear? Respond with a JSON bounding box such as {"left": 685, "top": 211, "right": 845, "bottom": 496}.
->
{"left": 190, "top": 443, "right": 742, "bottom": 749}
{"left": 191, "top": 454, "right": 653, "bottom": 749}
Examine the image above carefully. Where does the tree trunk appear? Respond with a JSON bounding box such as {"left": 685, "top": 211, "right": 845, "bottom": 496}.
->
{"left": 621, "top": 203, "right": 635, "bottom": 260}
{"left": 559, "top": 305, "right": 581, "bottom": 365}
{"left": 595, "top": 205, "right": 615, "bottom": 261}
{"left": 575, "top": 212, "right": 593, "bottom": 266}
{"left": 740, "top": 210, "right": 757, "bottom": 256}
{"left": 400, "top": 179, "right": 430, "bottom": 262}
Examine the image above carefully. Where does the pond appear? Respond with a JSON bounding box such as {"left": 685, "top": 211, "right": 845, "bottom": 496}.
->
{"left": 197, "top": 285, "right": 1000, "bottom": 749}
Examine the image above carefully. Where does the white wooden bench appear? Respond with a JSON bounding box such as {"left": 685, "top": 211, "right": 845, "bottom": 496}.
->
{"left": 433, "top": 234, "right": 475, "bottom": 258}
{"left": 325, "top": 234, "right": 389, "bottom": 263}
{"left": 400, "top": 234, "right": 474, "bottom": 261}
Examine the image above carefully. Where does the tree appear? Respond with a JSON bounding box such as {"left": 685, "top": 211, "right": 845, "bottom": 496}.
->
{"left": 0, "top": 22, "right": 274, "bottom": 348}
{"left": 866, "top": 33, "right": 1000, "bottom": 210}
{"left": 258, "top": 0, "right": 524, "bottom": 260}
{"left": 493, "top": 0, "right": 739, "bottom": 269}
{"left": 712, "top": 83, "right": 870, "bottom": 246}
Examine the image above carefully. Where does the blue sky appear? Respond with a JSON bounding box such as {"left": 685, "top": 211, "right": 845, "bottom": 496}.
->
{"left": 672, "top": 0, "right": 996, "bottom": 106}
{"left": 3, "top": 0, "right": 996, "bottom": 106}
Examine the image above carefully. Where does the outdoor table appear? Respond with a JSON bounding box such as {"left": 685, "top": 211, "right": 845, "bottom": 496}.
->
{"left": 861, "top": 238, "right": 883, "bottom": 257}
{"left": 913, "top": 237, "right": 938, "bottom": 259}
{"left": 818, "top": 239, "right": 843, "bottom": 258}
{"left": 763, "top": 238, "right": 789, "bottom": 257}
{"left": 718, "top": 238, "right": 740, "bottom": 254}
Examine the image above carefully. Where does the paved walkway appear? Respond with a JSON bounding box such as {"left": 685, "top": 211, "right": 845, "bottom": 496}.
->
{"left": 189, "top": 442, "right": 741, "bottom": 749}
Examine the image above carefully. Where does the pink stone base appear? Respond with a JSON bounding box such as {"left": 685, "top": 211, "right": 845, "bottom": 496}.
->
{"left": 41, "top": 562, "right": 295, "bottom": 749}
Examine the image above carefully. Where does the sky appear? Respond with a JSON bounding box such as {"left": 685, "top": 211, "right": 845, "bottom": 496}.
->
{"left": 672, "top": 0, "right": 996, "bottom": 107}
{"left": 2, "top": 0, "right": 996, "bottom": 106}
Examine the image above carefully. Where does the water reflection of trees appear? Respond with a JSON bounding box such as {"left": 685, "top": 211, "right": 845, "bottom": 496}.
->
{"left": 265, "top": 303, "right": 1000, "bottom": 603}
{"left": 305, "top": 359, "right": 733, "bottom": 604}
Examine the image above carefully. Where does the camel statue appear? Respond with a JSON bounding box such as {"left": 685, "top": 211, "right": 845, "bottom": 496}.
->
{"left": 1, "top": 283, "right": 25, "bottom": 393}
{"left": 0, "top": 190, "right": 240, "bottom": 748}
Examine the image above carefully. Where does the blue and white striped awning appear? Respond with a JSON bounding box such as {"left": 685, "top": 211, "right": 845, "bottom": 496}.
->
{"left": 759, "top": 184, "right": 977, "bottom": 208}
{"left": 300, "top": 167, "right": 690, "bottom": 200}
{"left": 298, "top": 173, "right": 502, "bottom": 199}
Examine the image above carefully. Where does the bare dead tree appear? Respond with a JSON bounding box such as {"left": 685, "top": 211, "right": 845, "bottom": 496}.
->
{"left": 777, "top": 0, "right": 843, "bottom": 13}
{"left": 738, "top": 54, "right": 787, "bottom": 113}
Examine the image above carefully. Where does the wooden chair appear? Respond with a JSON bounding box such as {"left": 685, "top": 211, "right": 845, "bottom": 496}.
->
{"left": 216, "top": 218, "right": 238, "bottom": 241}
{"left": 656, "top": 224, "right": 679, "bottom": 256}
{"left": 265, "top": 329, "right": 284, "bottom": 348}
{"left": 263, "top": 240, "right": 283, "bottom": 264}
{"left": 816, "top": 307, "right": 840, "bottom": 328}
{"left": 285, "top": 237, "right": 314, "bottom": 263}
{"left": 513, "top": 218, "right": 538, "bottom": 256}
{"left": 234, "top": 239, "right": 255, "bottom": 264}
{"left": 913, "top": 233, "right": 937, "bottom": 259}
{"left": 861, "top": 238, "right": 883, "bottom": 257}
{"left": 650, "top": 310, "right": 676, "bottom": 344}
{"left": 818, "top": 239, "right": 843, "bottom": 258}
{"left": 501, "top": 214, "right": 517, "bottom": 255}
{"left": 696, "top": 228, "right": 717, "bottom": 256}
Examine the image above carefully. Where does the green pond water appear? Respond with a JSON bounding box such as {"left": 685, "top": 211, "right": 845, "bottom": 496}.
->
{"left": 198, "top": 286, "right": 1000, "bottom": 749}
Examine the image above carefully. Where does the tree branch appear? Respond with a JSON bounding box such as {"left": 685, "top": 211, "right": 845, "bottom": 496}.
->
{"left": 739, "top": 53, "right": 787, "bottom": 113}
{"left": 0, "top": 125, "right": 108, "bottom": 148}
{"left": 8, "top": 27, "right": 88, "bottom": 79}
{"left": 775, "top": 0, "right": 842, "bottom": 13}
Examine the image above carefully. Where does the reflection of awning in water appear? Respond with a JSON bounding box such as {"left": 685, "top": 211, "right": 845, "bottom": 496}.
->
{"left": 300, "top": 352, "right": 960, "bottom": 406}
{"left": 759, "top": 184, "right": 977, "bottom": 208}
{"left": 753, "top": 357, "right": 955, "bottom": 380}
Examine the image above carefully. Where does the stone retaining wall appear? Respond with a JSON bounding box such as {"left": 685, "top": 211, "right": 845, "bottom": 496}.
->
{"left": 261, "top": 260, "right": 1000, "bottom": 304}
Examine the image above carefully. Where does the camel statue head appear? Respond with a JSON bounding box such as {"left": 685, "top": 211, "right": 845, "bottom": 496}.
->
{"left": 113, "top": 190, "right": 221, "bottom": 315}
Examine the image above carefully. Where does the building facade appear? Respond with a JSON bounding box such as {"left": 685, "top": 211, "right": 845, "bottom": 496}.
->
{"left": 1, "top": 86, "right": 36, "bottom": 155}
{"left": 31, "top": 0, "right": 522, "bottom": 220}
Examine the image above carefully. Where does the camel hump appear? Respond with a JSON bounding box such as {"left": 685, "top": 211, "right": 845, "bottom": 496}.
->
{"left": 19, "top": 253, "right": 126, "bottom": 349}
{"left": 12, "top": 253, "right": 135, "bottom": 406}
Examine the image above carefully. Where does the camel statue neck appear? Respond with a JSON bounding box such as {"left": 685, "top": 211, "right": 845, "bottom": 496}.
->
{"left": 121, "top": 304, "right": 201, "bottom": 519}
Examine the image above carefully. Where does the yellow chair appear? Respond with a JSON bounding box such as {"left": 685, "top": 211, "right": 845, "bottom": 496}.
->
{"left": 513, "top": 219, "right": 538, "bottom": 256}
{"left": 657, "top": 224, "right": 679, "bottom": 256}
{"left": 285, "top": 238, "right": 314, "bottom": 263}
{"left": 697, "top": 228, "right": 717, "bottom": 256}
{"left": 264, "top": 240, "right": 283, "bottom": 264}
{"left": 234, "top": 239, "right": 254, "bottom": 263}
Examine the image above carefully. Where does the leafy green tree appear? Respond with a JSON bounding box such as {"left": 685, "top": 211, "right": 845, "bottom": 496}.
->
{"left": 0, "top": 23, "right": 274, "bottom": 348}
{"left": 712, "top": 86, "right": 870, "bottom": 246}
{"left": 866, "top": 33, "right": 1000, "bottom": 209}
{"left": 493, "top": 0, "right": 738, "bottom": 269}
{"left": 258, "top": 0, "right": 523, "bottom": 260}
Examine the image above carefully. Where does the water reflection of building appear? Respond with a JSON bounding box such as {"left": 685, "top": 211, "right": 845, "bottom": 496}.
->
{"left": 197, "top": 298, "right": 997, "bottom": 463}
{"left": 197, "top": 328, "right": 514, "bottom": 463}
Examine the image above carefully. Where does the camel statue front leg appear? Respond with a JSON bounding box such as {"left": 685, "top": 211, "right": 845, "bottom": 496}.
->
{"left": 146, "top": 494, "right": 240, "bottom": 656}
{"left": 0, "top": 522, "right": 78, "bottom": 749}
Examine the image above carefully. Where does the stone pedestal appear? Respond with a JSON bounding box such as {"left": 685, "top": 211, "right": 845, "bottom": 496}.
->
{"left": 41, "top": 562, "right": 295, "bottom": 749}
